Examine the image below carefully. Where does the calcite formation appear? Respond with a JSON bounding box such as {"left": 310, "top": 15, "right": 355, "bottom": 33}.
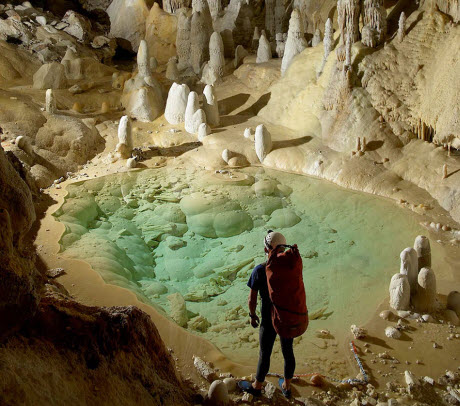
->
{"left": 414, "top": 235, "right": 431, "bottom": 271}
{"left": 361, "top": 0, "right": 387, "bottom": 48}
{"left": 191, "top": 10, "right": 212, "bottom": 74}
{"left": 398, "top": 12, "right": 406, "bottom": 43}
{"left": 414, "top": 267, "right": 437, "bottom": 313}
{"left": 115, "top": 116, "right": 133, "bottom": 159}
{"left": 176, "top": 10, "right": 192, "bottom": 70}
{"left": 203, "top": 84, "right": 220, "bottom": 127}
{"left": 198, "top": 122, "right": 211, "bottom": 141}
{"left": 254, "top": 124, "right": 272, "bottom": 162}
{"left": 166, "top": 57, "right": 180, "bottom": 81}
{"left": 45, "top": 89, "right": 56, "bottom": 114}
{"left": 400, "top": 247, "right": 418, "bottom": 295}
{"left": 281, "top": 9, "right": 307, "bottom": 76}
{"left": 312, "top": 28, "right": 322, "bottom": 47}
{"left": 137, "top": 40, "right": 151, "bottom": 78}
{"left": 337, "top": 0, "right": 361, "bottom": 44}
{"left": 389, "top": 273, "right": 410, "bottom": 311}
{"left": 202, "top": 31, "right": 225, "bottom": 85}
{"left": 265, "top": 0, "right": 276, "bottom": 38}
{"left": 165, "top": 83, "right": 190, "bottom": 124}
{"left": 256, "top": 32, "right": 272, "bottom": 63}
{"left": 33, "top": 62, "right": 67, "bottom": 90}
{"left": 185, "top": 92, "right": 206, "bottom": 134}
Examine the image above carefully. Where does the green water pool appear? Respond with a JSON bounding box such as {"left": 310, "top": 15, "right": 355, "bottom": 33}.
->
{"left": 54, "top": 165, "right": 444, "bottom": 359}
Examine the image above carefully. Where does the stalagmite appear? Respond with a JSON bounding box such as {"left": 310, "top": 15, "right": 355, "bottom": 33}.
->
{"left": 101, "top": 101, "right": 110, "bottom": 114}
{"left": 176, "top": 10, "right": 192, "bottom": 70}
{"left": 203, "top": 85, "right": 220, "bottom": 127}
{"left": 400, "top": 247, "right": 418, "bottom": 295}
{"left": 207, "top": 0, "right": 221, "bottom": 19}
{"left": 126, "top": 157, "right": 137, "bottom": 168}
{"left": 198, "top": 123, "right": 211, "bottom": 142}
{"left": 414, "top": 267, "right": 437, "bottom": 313}
{"left": 345, "top": 34, "right": 352, "bottom": 67}
{"left": 398, "top": 12, "right": 406, "bottom": 43}
{"left": 414, "top": 235, "right": 431, "bottom": 271}
{"left": 356, "top": 137, "right": 361, "bottom": 152}
{"left": 324, "top": 18, "right": 334, "bottom": 59}
{"left": 281, "top": 10, "right": 307, "bottom": 76}
{"left": 234, "top": 45, "right": 249, "bottom": 68}
{"left": 312, "top": 28, "right": 322, "bottom": 47}
{"left": 190, "top": 109, "right": 207, "bottom": 134}
{"left": 361, "top": 136, "right": 366, "bottom": 152}
{"left": 150, "top": 56, "right": 158, "bottom": 71}
{"left": 252, "top": 26, "right": 260, "bottom": 50}
{"left": 389, "top": 273, "right": 410, "bottom": 311}
{"left": 166, "top": 57, "right": 180, "bottom": 81}
{"left": 116, "top": 115, "right": 133, "bottom": 159}
{"left": 255, "top": 124, "right": 272, "bottom": 163}
{"left": 244, "top": 128, "right": 254, "bottom": 139}
{"left": 165, "top": 83, "right": 190, "bottom": 125}
{"left": 337, "top": 0, "right": 361, "bottom": 44}
{"left": 45, "top": 89, "right": 56, "bottom": 114}
{"left": 221, "top": 29, "right": 235, "bottom": 58}
{"left": 442, "top": 164, "right": 448, "bottom": 179}
{"left": 16, "top": 136, "right": 33, "bottom": 156}
{"left": 191, "top": 10, "right": 212, "bottom": 74}
{"left": 185, "top": 91, "right": 200, "bottom": 133}
{"left": 137, "top": 40, "right": 151, "bottom": 77}
{"left": 222, "top": 149, "right": 232, "bottom": 163}
{"left": 256, "top": 33, "right": 272, "bottom": 63}
{"left": 202, "top": 32, "right": 225, "bottom": 85}
{"left": 447, "top": 291, "right": 460, "bottom": 316}
{"left": 209, "top": 32, "right": 225, "bottom": 77}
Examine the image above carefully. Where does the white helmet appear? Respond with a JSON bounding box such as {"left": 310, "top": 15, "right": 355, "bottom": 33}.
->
{"left": 264, "top": 230, "right": 287, "bottom": 250}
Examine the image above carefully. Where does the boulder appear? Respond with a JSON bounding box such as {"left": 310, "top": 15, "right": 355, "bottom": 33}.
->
{"left": 33, "top": 62, "right": 67, "bottom": 90}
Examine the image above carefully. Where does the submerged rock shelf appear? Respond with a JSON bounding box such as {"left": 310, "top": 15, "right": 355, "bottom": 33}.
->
{"left": 54, "top": 165, "right": 446, "bottom": 360}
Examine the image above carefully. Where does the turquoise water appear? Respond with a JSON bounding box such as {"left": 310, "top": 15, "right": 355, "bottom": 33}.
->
{"left": 54, "top": 166, "right": 440, "bottom": 358}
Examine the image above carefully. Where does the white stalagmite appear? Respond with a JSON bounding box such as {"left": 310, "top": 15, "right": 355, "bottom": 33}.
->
{"left": 190, "top": 109, "right": 207, "bottom": 134}
{"left": 116, "top": 115, "right": 133, "bottom": 159}
{"left": 166, "top": 57, "right": 180, "bottom": 81}
{"left": 361, "top": 0, "right": 387, "bottom": 48}
{"left": 176, "top": 10, "right": 192, "bottom": 70}
{"left": 398, "top": 12, "right": 406, "bottom": 42}
{"left": 256, "top": 33, "right": 272, "bottom": 63}
{"left": 312, "top": 28, "right": 322, "bottom": 47}
{"left": 165, "top": 83, "right": 190, "bottom": 124}
{"left": 185, "top": 91, "right": 200, "bottom": 133}
{"left": 244, "top": 128, "right": 253, "bottom": 139}
{"left": 414, "top": 267, "right": 437, "bottom": 313}
{"left": 324, "top": 18, "right": 334, "bottom": 58}
{"left": 137, "top": 40, "right": 151, "bottom": 78}
{"left": 254, "top": 124, "right": 272, "bottom": 163}
{"left": 400, "top": 247, "right": 418, "bottom": 295}
{"left": 203, "top": 84, "right": 220, "bottom": 127}
{"left": 389, "top": 273, "right": 410, "bottom": 311}
{"left": 345, "top": 34, "right": 352, "bottom": 67}
{"left": 414, "top": 235, "right": 431, "bottom": 271}
{"left": 222, "top": 148, "right": 232, "bottom": 163}
{"left": 198, "top": 122, "right": 211, "bottom": 141}
{"left": 281, "top": 9, "right": 307, "bottom": 75}
{"left": 209, "top": 32, "right": 225, "bottom": 77}
{"left": 45, "top": 89, "right": 56, "bottom": 114}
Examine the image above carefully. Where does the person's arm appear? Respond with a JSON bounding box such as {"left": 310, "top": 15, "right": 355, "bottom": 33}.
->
{"left": 248, "top": 289, "right": 260, "bottom": 327}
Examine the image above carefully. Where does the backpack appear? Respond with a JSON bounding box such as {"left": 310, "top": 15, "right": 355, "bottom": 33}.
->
{"left": 265, "top": 244, "right": 308, "bottom": 338}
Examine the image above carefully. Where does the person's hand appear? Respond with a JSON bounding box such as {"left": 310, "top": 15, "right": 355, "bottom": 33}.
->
{"left": 250, "top": 314, "right": 260, "bottom": 328}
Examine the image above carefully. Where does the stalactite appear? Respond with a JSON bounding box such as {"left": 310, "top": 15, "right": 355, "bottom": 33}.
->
{"left": 361, "top": 0, "right": 387, "bottom": 48}
{"left": 337, "top": 0, "right": 361, "bottom": 44}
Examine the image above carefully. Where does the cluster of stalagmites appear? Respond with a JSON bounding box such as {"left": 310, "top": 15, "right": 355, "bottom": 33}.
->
{"left": 164, "top": 82, "right": 219, "bottom": 138}
{"left": 121, "top": 40, "right": 164, "bottom": 122}
{"left": 382, "top": 235, "right": 460, "bottom": 339}
{"left": 387, "top": 236, "right": 460, "bottom": 329}
{"left": 361, "top": 0, "right": 387, "bottom": 48}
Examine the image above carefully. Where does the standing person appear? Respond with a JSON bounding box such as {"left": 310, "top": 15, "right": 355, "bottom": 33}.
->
{"left": 238, "top": 230, "right": 308, "bottom": 399}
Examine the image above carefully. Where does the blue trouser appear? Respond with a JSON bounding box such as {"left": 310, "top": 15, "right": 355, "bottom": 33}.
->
{"left": 256, "top": 321, "right": 295, "bottom": 382}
